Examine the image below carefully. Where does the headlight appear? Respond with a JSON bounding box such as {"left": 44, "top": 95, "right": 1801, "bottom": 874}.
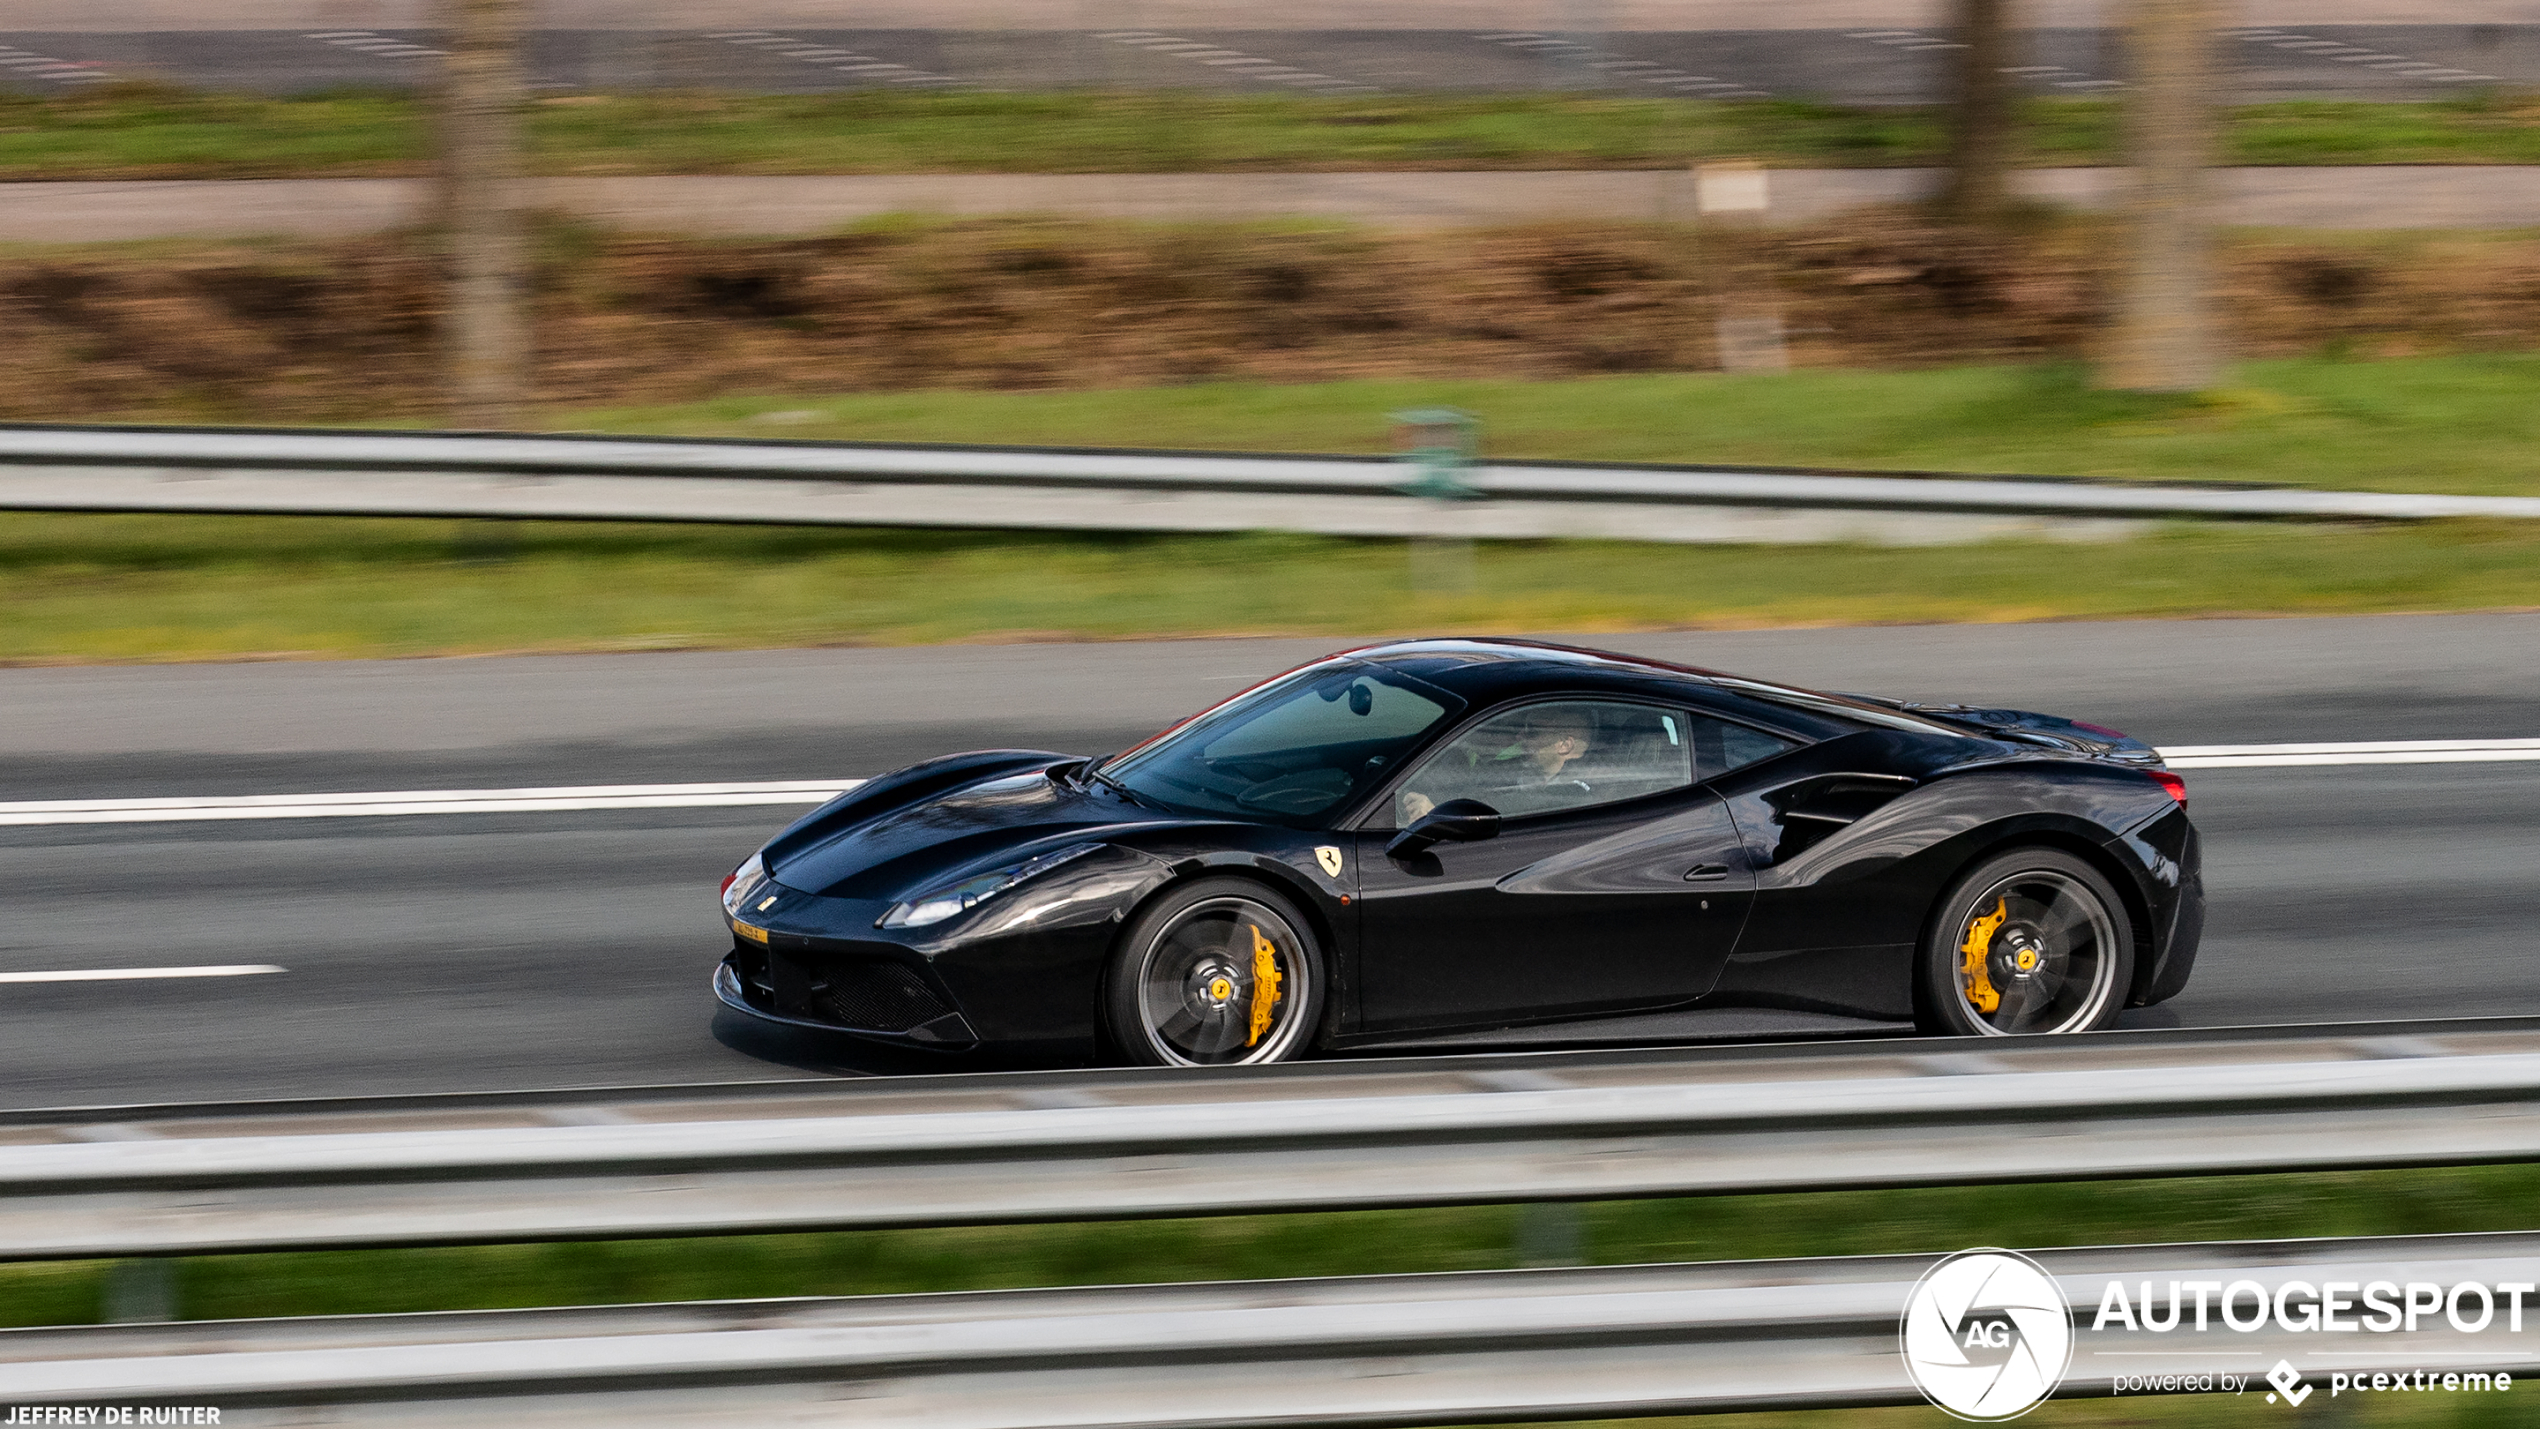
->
{"left": 721, "top": 853, "right": 769, "bottom": 917}
{"left": 880, "top": 843, "right": 1103, "bottom": 929}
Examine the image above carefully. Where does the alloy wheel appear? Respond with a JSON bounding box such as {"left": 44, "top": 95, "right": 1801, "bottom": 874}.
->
{"left": 1132, "top": 895, "right": 1314, "bottom": 1066}
{"left": 1949, "top": 868, "right": 2123, "bottom": 1035}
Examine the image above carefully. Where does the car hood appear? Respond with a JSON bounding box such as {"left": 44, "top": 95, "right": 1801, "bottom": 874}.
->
{"left": 767, "top": 766, "right": 1150, "bottom": 901}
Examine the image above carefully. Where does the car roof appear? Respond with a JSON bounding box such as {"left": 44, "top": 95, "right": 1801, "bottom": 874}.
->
{"left": 1329, "top": 638, "right": 1947, "bottom": 740}
{"left": 1337, "top": 637, "right": 1717, "bottom": 696}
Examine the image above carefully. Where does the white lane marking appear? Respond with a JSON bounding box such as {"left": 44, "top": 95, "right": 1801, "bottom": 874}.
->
{"left": 0, "top": 965, "right": 286, "bottom": 983}
{"left": 706, "top": 30, "right": 961, "bottom": 87}
{"left": 1846, "top": 29, "right": 2120, "bottom": 89}
{"left": 2226, "top": 28, "right": 2492, "bottom": 85}
{"left": 2161, "top": 739, "right": 2540, "bottom": 769}
{"left": 1473, "top": 32, "right": 1767, "bottom": 98}
{"left": 1093, "top": 30, "right": 1376, "bottom": 93}
{"left": 300, "top": 30, "right": 447, "bottom": 61}
{"left": 3, "top": 741, "right": 2534, "bottom": 827}
{"left": 0, "top": 780, "right": 866, "bottom": 826}
{"left": 0, "top": 44, "right": 107, "bottom": 85}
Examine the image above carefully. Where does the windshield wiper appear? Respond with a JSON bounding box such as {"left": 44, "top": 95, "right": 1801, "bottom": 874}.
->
{"left": 1086, "top": 764, "right": 1158, "bottom": 810}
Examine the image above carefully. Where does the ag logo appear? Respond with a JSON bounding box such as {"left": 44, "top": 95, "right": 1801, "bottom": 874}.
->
{"left": 1314, "top": 846, "right": 1344, "bottom": 878}
{"left": 1900, "top": 1249, "right": 2072, "bottom": 1421}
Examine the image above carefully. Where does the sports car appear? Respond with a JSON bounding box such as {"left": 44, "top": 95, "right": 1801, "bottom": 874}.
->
{"left": 714, "top": 638, "right": 2203, "bottom": 1065}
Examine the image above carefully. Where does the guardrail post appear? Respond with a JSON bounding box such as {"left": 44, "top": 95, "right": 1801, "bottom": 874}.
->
{"left": 1391, "top": 408, "right": 1481, "bottom": 593}
{"left": 103, "top": 1258, "right": 177, "bottom": 1323}
{"left": 1515, "top": 1202, "right": 1584, "bottom": 1268}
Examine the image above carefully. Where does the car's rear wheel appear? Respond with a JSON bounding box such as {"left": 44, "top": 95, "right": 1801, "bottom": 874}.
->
{"left": 1920, "top": 849, "right": 2134, "bottom": 1037}
{"left": 1105, "top": 878, "right": 1324, "bottom": 1067}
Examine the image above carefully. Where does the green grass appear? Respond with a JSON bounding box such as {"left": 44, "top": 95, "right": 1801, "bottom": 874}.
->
{"left": 4, "top": 87, "right": 2538, "bottom": 179}
{"left": 0, "top": 86, "right": 429, "bottom": 177}
{"left": 573, "top": 356, "right": 2540, "bottom": 500}
{"left": 2231, "top": 96, "right": 2540, "bottom": 166}
{"left": 3, "top": 514, "right": 2537, "bottom": 663}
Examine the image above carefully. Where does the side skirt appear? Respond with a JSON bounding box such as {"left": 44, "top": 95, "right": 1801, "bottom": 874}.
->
{"left": 1340, "top": 1005, "right": 1914, "bottom": 1053}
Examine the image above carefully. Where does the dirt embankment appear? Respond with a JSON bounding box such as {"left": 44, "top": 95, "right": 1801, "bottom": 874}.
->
{"left": 4, "top": 215, "right": 2536, "bottom": 423}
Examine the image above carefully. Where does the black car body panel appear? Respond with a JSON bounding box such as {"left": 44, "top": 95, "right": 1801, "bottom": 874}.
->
{"left": 714, "top": 638, "right": 2205, "bottom": 1059}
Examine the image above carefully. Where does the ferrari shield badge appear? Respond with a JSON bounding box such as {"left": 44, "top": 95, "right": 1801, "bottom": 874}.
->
{"left": 1314, "top": 845, "right": 1344, "bottom": 878}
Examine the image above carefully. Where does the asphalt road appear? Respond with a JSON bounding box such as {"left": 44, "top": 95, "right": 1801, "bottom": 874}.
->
{"left": 3, "top": 24, "right": 2529, "bottom": 100}
{"left": 2, "top": 611, "right": 2536, "bottom": 1109}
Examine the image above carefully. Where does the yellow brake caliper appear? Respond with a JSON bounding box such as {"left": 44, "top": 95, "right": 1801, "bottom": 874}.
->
{"left": 1245, "top": 924, "right": 1283, "bottom": 1047}
{"left": 1959, "top": 898, "right": 2008, "bottom": 1014}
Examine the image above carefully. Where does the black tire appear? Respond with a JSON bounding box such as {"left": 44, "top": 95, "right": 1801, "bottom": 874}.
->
{"left": 1103, "top": 878, "right": 1326, "bottom": 1067}
{"left": 1919, "top": 848, "right": 2134, "bottom": 1037}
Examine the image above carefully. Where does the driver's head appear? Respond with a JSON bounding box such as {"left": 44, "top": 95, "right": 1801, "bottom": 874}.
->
{"left": 1518, "top": 706, "right": 1593, "bottom": 772}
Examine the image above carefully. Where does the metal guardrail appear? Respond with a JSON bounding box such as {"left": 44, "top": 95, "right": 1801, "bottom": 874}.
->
{"left": 12, "top": 1018, "right": 2540, "bottom": 1259}
{"left": 6, "top": 422, "right": 2535, "bottom": 545}
{"left": 13, "top": 1232, "right": 2540, "bottom": 1422}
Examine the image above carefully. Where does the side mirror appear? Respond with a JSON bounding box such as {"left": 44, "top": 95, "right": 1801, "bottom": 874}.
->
{"left": 1386, "top": 799, "right": 1502, "bottom": 859}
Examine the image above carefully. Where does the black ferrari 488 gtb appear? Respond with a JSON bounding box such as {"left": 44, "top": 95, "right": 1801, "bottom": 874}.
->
{"left": 716, "top": 639, "right": 2202, "bottom": 1066}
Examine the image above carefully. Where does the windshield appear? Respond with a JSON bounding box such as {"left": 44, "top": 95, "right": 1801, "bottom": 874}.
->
{"left": 1101, "top": 661, "right": 1463, "bottom": 826}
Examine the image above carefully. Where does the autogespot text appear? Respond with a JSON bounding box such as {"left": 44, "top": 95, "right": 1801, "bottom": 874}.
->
{"left": 2092, "top": 1277, "right": 2538, "bottom": 1335}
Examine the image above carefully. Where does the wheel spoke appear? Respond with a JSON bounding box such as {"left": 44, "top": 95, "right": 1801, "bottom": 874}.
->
{"left": 2001, "top": 974, "right": 2042, "bottom": 1030}
{"left": 2032, "top": 889, "right": 2099, "bottom": 952}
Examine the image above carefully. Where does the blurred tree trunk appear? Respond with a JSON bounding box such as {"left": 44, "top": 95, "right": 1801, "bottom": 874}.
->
{"left": 441, "top": 0, "right": 528, "bottom": 428}
{"left": 1937, "top": 0, "right": 2015, "bottom": 222}
{"left": 2105, "top": 0, "right": 2222, "bottom": 392}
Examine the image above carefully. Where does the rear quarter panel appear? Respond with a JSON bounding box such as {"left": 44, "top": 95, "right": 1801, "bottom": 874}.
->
{"left": 1706, "top": 733, "right": 2180, "bottom": 1019}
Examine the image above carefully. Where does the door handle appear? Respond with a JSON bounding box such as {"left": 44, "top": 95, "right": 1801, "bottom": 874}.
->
{"left": 1683, "top": 864, "right": 1729, "bottom": 882}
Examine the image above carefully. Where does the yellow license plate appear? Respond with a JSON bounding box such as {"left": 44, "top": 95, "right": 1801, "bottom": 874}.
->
{"left": 731, "top": 919, "right": 769, "bottom": 944}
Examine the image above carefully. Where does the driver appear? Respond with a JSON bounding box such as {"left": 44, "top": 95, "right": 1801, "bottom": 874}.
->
{"left": 1399, "top": 705, "right": 1596, "bottom": 824}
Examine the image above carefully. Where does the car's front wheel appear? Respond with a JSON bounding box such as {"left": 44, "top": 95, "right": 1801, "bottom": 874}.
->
{"left": 1920, "top": 848, "right": 2135, "bottom": 1036}
{"left": 1104, "top": 878, "right": 1324, "bottom": 1067}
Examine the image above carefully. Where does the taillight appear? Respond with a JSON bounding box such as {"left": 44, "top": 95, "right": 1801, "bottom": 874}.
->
{"left": 2148, "top": 769, "right": 2188, "bottom": 808}
{"left": 719, "top": 872, "right": 739, "bottom": 895}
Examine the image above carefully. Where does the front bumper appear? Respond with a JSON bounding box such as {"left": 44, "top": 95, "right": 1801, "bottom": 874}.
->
{"left": 715, "top": 951, "right": 980, "bottom": 1049}
{"left": 712, "top": 842, "right": 1171, "bottom": 1059}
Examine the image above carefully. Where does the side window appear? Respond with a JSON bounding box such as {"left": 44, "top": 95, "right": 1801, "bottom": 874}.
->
{"left": 1708, "top": 718, "right": 1799, "bottom": 779}
{"left": 1391, "top": 700, "right": 1694, "bottom": 827}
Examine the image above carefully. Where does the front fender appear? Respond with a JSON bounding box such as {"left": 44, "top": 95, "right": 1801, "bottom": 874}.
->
{"left": 917, "top": 844, "right": 1174, "bottom": 1051}
{"left": 1104, "top": 831, "right": 1358, "bottom": 1044}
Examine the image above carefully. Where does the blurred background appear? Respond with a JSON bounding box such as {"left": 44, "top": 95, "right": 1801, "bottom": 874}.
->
{"left": 4, "top": 0, "right": 2536, "bottom": 654}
